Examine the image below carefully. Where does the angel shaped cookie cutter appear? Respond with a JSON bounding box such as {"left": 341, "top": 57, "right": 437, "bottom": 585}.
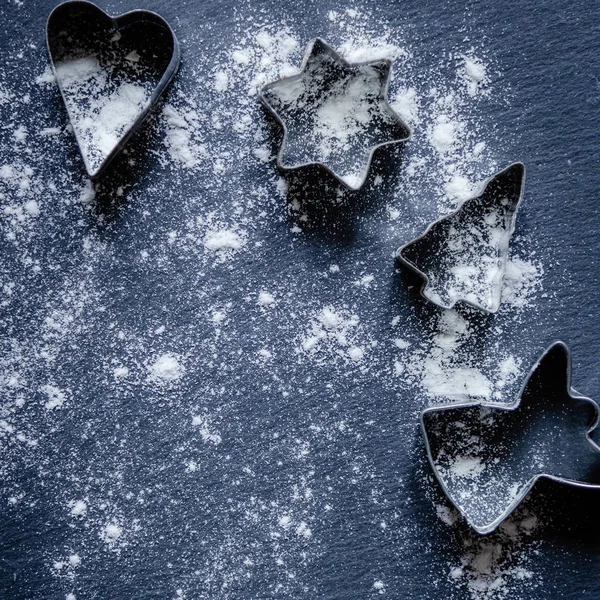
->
{"left": 421, "top": 342, "right": 600, "bottom": 534}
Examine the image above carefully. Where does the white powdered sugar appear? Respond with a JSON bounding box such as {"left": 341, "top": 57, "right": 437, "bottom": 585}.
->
{"left": 147, "top": 353, "right": 184, "bottom": 384}
{"left": 257, "top": 291, "right": 276, "bottom": 307}
{"left": 444, "top": 510, "right": 540, "bottom": 600}
{"left": 192, "top": 414, "right": 222, "bottom": 445}
{"left": 299, "top": 305, "right": 368, "bottom": 365}
{"left": 394, "top": 309, "right": 511, "bottom": 402}
{"left": 391, "top": 87, "right": 420, "bottom": 126}
{"left": 462, "top": 55, "right": 489, "bottom": 97}
{"left": 502, "top": 258, "right": 544, "bottom": 309}
{"left": 69, "top": 500, "right": 87, "bottom": 517}
{"left": 450, "top": 456, "right": 486, "bottom": 479}
{"left": 41, "top": 384, "right": 69, "bottom": 410}
{"left": 55, "top": 56, "right": 152, "bottom": 174}
{"left": 162, "top": 101, "right": 207, "bottom": 168}
{"left": 203, "top": 229, "right": 245, "bottom": 252}
{"left": 100, "top": 522, "right": 123, "bottom": 544}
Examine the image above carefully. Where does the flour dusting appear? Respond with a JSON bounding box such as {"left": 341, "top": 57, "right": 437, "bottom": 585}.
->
{"left": 0, "top": 4, "right": 553, "bottom": 600}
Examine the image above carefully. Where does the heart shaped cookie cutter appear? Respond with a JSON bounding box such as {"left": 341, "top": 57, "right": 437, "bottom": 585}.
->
{"left": 46, "top": 0, "right": 180, "bottom": 179}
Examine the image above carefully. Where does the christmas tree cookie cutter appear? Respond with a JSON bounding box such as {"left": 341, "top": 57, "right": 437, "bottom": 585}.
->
{"left": 259, "top": 38, "right": 411, "bottom": 191}
{"left": 46, "top": 0, "right": 180, "bottom": 179}
{"left": 421, "top": 342, "right": 600, "bottom": 535}
{"left": 397, "top": 163, "right": 525, "bottom": 313}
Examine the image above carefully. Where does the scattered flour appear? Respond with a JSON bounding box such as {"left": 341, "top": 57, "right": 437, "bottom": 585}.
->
{"left": 337, "top": 36, "right": 407, "bottom": 62}
{"left": 204, "top": 229, "right": 245, "bottom": 252}
{"left": 69, "top": 500, "right": 87, "bottom": 517}
{"left": 430, "top": 116, "right": 463, "bottom": 154}
{"left": 147, "top": 353, "right": 184, "bottom": 384}
{"left": 69, "top": 554, "right": 81, "bottom": 567}
{"left": 101, "top": 522, "right": 123, "bottom": 545}
{"left": 354, "top": 274, "right": 374, "bottom": 288}
{"left": 299, "top": 305, "right": 368, "bottom": 366}
{"left": 295, "top": 521, "right": 312, "bottom": 538}
{"left": 35, "top": 65, "right": 55, "bottom": 84}
{"left": 257, "top": 291, "right": 276, "bottom": 307}
{"left": 214, "top": 71, "right": 229, "bottom": 92}
{"left": 447, "top": 511, "right": 540, "bottom": 600}
{"left": 435, "top": 503, "right": 458, "bottom": 526}
{"left": 162, "top": 102, "right": 207, "bottom": 168}
{"left": 394, "top": 308, "right": 526, "bottom": 403}
{"left": 347, "top": 346, "right": 365, "bottom": 361}
{"left": 391, "top": 87, "right": 420, "bottom": 126}
{"left": 55, "top": 56, "right": 152, "bottom": 174}
{"left": 41, "top": 385, "right": 68, "bottom": 410}
{"left": 502, "top": 258, "right": 544, "bottom": 309}
{"left": 451, "top": 456, "right": 485, "bottom": 479}
{"left": 422, "top": 310, "right": 492, "bottom": 401}
{"left": 462, "top": 55, "right": 489, "bottom": 97}
{"left": 445, "top": 175, "right": 477, "bottom": 202}
{"left": 113, "top": 365, "right": 129, "bottom": 379}
{"left": 192, "top": 414, "right": 222, "bottom": 445}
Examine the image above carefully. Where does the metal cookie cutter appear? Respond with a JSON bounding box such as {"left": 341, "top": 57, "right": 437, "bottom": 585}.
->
{"left": 47, "top": 0, "right": 180, "bottom": 179}
{"left": 421, "top": 341, "right": 600, "bottom": 535}
{"left": 259, "top": 38, "right": 411, "bottom": 191}
{"left": 397, "top": 162, "right": 525, "bottom": 313}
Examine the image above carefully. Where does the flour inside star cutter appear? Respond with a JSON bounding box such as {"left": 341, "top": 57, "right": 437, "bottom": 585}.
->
{"left": 259, "top": 38, "right": 410, "bottom": 190}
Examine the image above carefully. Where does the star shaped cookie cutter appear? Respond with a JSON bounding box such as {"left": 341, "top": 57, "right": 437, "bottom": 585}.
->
{"left": 259, "top": 38, "right": 411, "bottom": 191}
{"left": 421, "top": 342, "right": 600, "bottom": 535}
{"left": 396, "top": 163, "right": 525, "bottom": 313}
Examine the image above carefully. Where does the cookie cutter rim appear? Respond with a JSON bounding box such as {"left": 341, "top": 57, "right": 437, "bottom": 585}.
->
{"left": 46, "top": 0, "right": 181, "bottom": 179}
{"left": 258, "top": 37, "right": 411, "bottom": 191}
{"left": 420, "top": 341, "right": 600, "bottom": 535}
{"left": 396, "top": 162, "right": 526, "bottom": 314}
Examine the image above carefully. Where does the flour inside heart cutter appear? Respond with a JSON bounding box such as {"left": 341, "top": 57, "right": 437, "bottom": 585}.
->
{"left": 46, "top": 1, "right": 180, "bottom": 179}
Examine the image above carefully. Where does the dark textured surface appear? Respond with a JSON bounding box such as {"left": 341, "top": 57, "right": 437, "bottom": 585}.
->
{"left": 0, "top": 0, "right": 599, "bottom": 599}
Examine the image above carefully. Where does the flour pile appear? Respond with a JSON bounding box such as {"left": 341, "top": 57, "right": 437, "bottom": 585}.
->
{"left": 55, "top": 55, "right": 153, "bottom": 174}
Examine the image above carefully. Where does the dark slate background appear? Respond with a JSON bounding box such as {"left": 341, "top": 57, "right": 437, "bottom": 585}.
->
{"left": 1, "top": 0, "right": 599, "bottom": 599}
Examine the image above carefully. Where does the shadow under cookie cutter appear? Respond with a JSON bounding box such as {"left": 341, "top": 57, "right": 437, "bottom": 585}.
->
{"left": 47, "top": 0, "right": 180, "bottom": 179}
{"left": 421, "top": 341, "right": 600, "bottom": 535}
{"left": 259, "top": 38, "right": 411, "bottom": 191}
{"left": 397, "top": 162, "right": 525, "bottom": 313}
